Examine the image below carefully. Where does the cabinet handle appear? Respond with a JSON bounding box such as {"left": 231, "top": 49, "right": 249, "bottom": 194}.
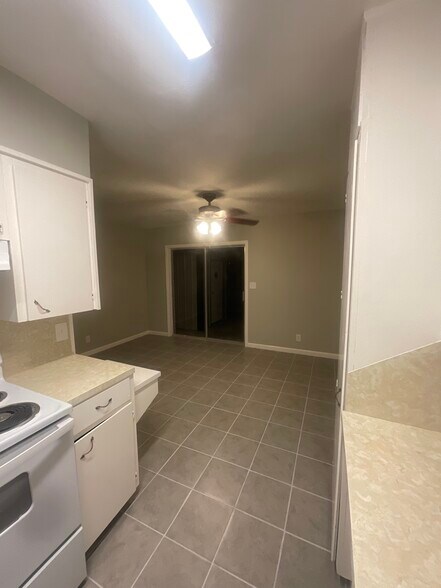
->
{"left": 80, "top": 436, "right": 94, "bottom": 460}
{"left": 95, "top": 398, "right": 112, "bottom": 410}
{"left": 34, "top": 300, "right": 51, "bottom": 314}
{"left": 335, "top": 387, "right": 342, "bottom": 408}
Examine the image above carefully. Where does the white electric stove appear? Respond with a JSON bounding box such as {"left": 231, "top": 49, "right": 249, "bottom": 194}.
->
{"left": 0, "top": 360, "right": 86, "bottom": 588}
{"left": 0, "top": 379, "right": 71, "bottom": 453}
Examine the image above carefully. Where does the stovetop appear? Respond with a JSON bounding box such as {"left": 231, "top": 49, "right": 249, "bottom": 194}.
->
{"left": 0, "top": 379, "right": 72, "bottom": 454}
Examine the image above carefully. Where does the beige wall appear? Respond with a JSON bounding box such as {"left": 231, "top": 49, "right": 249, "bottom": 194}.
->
{"left": 0, "top": 67, "right": 90, "bottom": 375}
{"left": 145, "top": 211, "right": 344, "bottom": 355}
{"left": 73, "top": 210, "right": 149, "bottom": 353}
{"left": 0, "top": 66, "right": 90, "bottom": 176}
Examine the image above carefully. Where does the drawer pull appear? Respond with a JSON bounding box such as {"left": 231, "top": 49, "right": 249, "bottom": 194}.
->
{"left": 95, "top": 398, "right": 112, "bottom": 410}
{"left": 34, "top": 299, "right": 51, "bottom": 314}
{"left": 80, "top": 436, "right": 94, "bottom": 460}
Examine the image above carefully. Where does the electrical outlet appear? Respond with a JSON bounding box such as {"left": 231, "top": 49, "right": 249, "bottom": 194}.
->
{"left": 85, "top": 335, "right": 91, "bottom": 344}
{"left": 55, "top": 322, "right": 69, "bottom": 342}
{"left": 249, "top": 282, "right": 257, "bottom": 290}
{"left": 296, "top": 333, "right": 301, "bottom": 342}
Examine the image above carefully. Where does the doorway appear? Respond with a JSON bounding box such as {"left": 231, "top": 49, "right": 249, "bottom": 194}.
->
{"left": 169, "top": 244, "right": 246, "bottom": 343}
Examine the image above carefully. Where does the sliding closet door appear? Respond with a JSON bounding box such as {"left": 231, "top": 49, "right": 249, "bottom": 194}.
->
{"left": 172, "top": 249, "right": 205, "bottom": 336}
{"left": 206, "top": 247, "right": 244, "bottom": 342}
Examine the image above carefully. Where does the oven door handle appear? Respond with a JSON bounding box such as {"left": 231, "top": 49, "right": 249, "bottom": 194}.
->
{"left": 0, "top": 417, "right": 73, "bottom": 479}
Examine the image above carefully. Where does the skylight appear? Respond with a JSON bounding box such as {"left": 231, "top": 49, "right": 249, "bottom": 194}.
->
{"left": 149, "top": 0, "right": 212, "bottom": 60}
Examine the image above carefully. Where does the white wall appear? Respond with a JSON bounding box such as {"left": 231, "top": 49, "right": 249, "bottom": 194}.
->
{"left": 347, "top": 0, "right": 441, "bottom": 371}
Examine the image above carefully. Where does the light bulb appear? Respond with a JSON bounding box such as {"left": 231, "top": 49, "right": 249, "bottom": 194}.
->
{"left": 210, "top": 221, "right": 222, "bottom": 235}
{"left": 196, "top": 221, "right": 209, "bottom": 235}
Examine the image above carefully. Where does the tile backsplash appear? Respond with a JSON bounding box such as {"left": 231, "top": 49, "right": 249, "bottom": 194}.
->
{"left": 0, "top": 316, "right": 73, "bottom": 378}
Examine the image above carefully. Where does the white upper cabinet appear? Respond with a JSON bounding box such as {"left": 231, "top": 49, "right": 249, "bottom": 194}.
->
{"left": 0, "top": 146, "right": 100, "bottom": 322}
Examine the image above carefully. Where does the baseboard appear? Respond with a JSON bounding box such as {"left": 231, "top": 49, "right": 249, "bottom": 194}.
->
{"left": 148, "top": 330, "right": 171, "bottom": 337}
{"left": 81, "top": 330, "right": 151, "bottom": 356}
{"left": 80, "top": 331, "right": 337, "bottom": 359}
{"left": 246, "top": 341, "right": 339, "bottom": 360}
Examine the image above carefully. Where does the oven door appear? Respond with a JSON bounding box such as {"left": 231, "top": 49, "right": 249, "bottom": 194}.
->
{"left": 0, "top": 416, "right": 83, "bottom": 588}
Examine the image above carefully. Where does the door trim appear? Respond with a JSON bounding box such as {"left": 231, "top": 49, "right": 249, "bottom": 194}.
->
{"left": 165, "top": 241, "right": 249, "bottom": 345}
{"left": 331, "top": 125, "right": 362, "bottom": 560}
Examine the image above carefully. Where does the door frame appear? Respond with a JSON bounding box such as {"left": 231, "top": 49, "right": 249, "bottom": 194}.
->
{"left": 331, "top": 124, "right": 362, "bottom": 561}
{"left": 165, "top": 241, "right": 249, "bottom": 345}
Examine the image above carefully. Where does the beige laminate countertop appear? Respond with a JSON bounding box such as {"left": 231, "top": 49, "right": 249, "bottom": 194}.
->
{"left": 342, "top": 411, "right": 441, "bottom": 588}
{"left": 345, "top": 342, "right": 441, "bottom": 433}
{"left": 8, "top": 354, "right": 134, "bottom": 406}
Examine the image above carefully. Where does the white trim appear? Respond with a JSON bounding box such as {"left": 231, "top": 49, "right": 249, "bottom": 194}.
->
{"left": 81, "top": 330, "right": 151, "bottom": 356}
{"left": 165, "top": 241, "right": 249, "bottom": 346}
{"left": 246, "top": 341, "right": 338, "bottom": 360}
{"left": 81, "top": 330, "right": 338, "bottom": 360}
{"left": 85, "top": 178, "right": 101, "bottom": 310}
{"left": 148, "top": 330, "right": 171, "bottom": 337}
{"left": 0, "top": 144, "right": 91, "bottom": 182}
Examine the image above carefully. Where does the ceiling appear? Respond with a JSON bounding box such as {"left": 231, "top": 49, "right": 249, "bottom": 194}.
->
{"left": 0, "top": 0, "right": 381, "bottom": 228}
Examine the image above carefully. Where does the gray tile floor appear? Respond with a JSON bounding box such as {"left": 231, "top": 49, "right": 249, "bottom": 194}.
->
{"left": 86, "top": 335, "right": 344, "bottom": 588}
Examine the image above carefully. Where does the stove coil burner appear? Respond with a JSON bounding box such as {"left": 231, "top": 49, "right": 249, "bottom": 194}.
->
{"left": 0, "top": 402, "right": 40, "bottom": 433}
{"left": 0, "top": 391, "right": 7, "bottom": 402}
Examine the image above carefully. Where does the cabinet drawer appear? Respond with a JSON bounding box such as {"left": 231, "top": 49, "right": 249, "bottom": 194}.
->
{"left": 75, "top": 403, "right": 137, "bottom": 549}
{"left": 73, "top": 377, "right": 131, "bottom": 438}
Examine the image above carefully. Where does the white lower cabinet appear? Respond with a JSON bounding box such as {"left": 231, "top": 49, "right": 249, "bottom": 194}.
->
{"left": 74, "top": 402, "right": 137, "bottom": 550}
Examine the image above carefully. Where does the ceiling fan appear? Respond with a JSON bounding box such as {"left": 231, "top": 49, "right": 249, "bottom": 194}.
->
{"left": 195, "top": 191, "right": 259, "bottom": 235}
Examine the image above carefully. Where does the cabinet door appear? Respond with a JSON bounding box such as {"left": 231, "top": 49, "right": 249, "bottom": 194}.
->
{"left": 12, "top": 158, "right": 97, "bottom": 319}
{"left": 75, "top": 403, "right": 137, "bottom": 550}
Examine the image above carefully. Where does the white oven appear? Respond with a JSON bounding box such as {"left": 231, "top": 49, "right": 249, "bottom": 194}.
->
{"left": 0, "top": 416, "right": 86, "bottom": 588}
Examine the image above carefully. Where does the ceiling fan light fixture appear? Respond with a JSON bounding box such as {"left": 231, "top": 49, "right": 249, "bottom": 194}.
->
{"left": 196, "top": 221, "right": 209, "bottom": 235}
{"left": 210, "top": 221, "right": 222, "bottom": 235}
{"left": 148, "top": 0, "right": 212, "bottom": 60}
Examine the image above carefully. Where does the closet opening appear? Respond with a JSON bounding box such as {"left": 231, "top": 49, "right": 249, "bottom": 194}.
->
{"left": 169, "top": 244, "right": 246, "bottom": 343}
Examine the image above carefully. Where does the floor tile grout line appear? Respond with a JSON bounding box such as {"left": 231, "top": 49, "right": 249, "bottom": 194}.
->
{"left": 147, "top": 402, "right": 335, "bottom": 458}
{"left": 97, "top": 339, "right": 335, "bottom": 588}
{"left": 131, "top": 346, "right": 253, "bottom": 509}
{"left": 160, "top": 433, "right": 308, "bottom": 459}
{"left": 272, "top": 355, "right": 315, "bottom": 588}
{"left": 126, "top": 509, "right": 260, "bottom": 588}
{"left": 150, "top": 394, "right": 335, "bottom": 424}
{"left": 129, "top": 346, "right": 264, "bottom": 587}
{"left": 141, "top": 406, "right": 335, "bottom": 442}
{"left": 209, "top": 564, "right": 258, "bottom": 588}
{"left": 239, "top": 353, "right": 299, "bottom": 588}
{"left": 172, "top": 361, "right": 280, "bottom": 587}
{"left": 200, "top": 354, "right": 294, "bottom": 588}
{"left": 126, "top": 503, "right": 332, "bottom": 558}
{"left": 284, "top": 531, "right": 332, "bottom": 554}
{"left": 86, "top": 577, "right": 103, "bottom": 588}
{"left": 130, "top": 402, "right": 242, "bottom": 586}
{"left": 144, "top": 398, "right": 334, "bottom": 439}
{"left": 140, "top": 455, "right": 334, "bottom": 504}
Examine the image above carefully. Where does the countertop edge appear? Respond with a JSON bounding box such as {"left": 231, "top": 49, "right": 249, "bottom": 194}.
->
{"left": 68, "top": 367, "right": 135, "bottom": 406}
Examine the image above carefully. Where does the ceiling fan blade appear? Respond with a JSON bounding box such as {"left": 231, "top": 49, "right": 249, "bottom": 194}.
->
{"left": 226, "top": 217, "right": 259, "bottom": 226}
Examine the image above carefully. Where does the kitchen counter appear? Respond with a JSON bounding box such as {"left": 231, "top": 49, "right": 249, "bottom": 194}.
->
{"left": 9, "top": 354, "right": 134, "bottom": 406}
{"left": 342, "top": 411, "right": 441, "bottom": 588}
{"left": 345, "top": 342, "right": 441, "bottom": 433}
